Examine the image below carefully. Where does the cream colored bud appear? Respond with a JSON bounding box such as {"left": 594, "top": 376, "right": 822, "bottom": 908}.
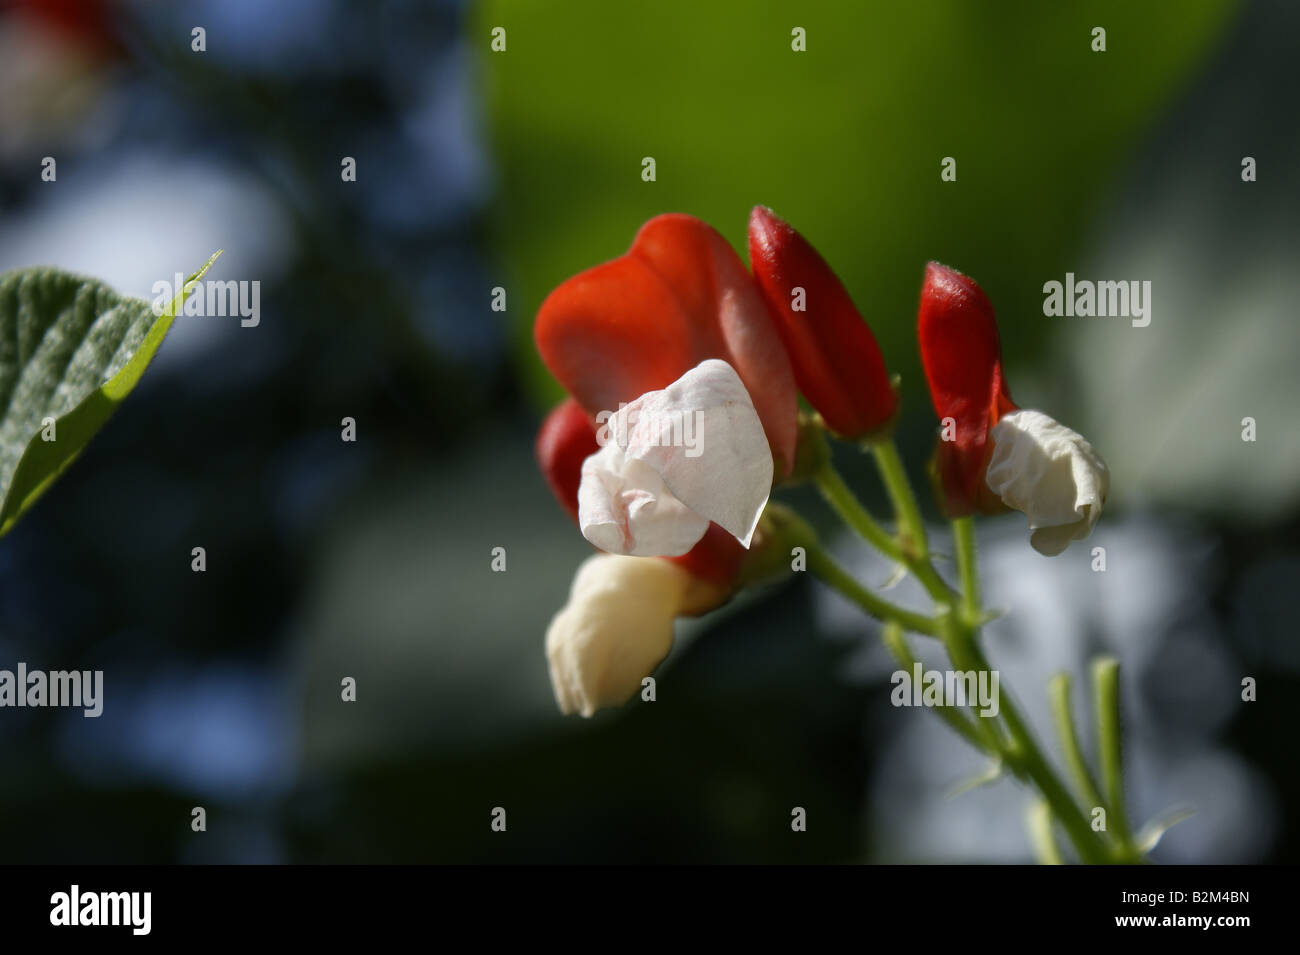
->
{"left": 546, "top": 553, "right": 725, "bottom": 716}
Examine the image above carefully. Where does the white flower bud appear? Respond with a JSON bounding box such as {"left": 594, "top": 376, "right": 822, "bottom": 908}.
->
{"left": 985, "top": 409, "right": 1108, "bottom": 556}
{"left": 545, "top": 553, "right": 724, "bottom": 717}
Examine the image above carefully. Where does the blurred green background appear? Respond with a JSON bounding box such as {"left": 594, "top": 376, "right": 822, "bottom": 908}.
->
{"left": 480, "top": 1, "right": 1231, "bottom": 416}
{"left": 0, "top": 0, "right": 1295, "bottom": 863}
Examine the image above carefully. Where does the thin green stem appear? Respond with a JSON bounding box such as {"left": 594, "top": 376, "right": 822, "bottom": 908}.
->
{"left": 865, "top": 439, "right": 955, "bottom": 604}
{"left": 959, "top": 629, "right": 1107, "bottom": 864}
{"left": 806, "top": 545, "right": 939, "bottom": 638}
{"left": 952, "top": 516, "right": 981, "bottom": 624}
{"left": 869, "top": 439, "right": 928, "bottom": 558}
{"left": 880, "top": 621, "right": 990, "bottom": 754}
{"left": 1093, "top": 657, "right": 1134, "bottom": 852}
{"left": 802, "top": 417, "right": 1134, "bottom": 863}
{"left": 1048, "top": 673, "right": 1106, "bottom": 817}
{"left": 947, "top": 517, "right": 1110, "bottom": 864}
{"left": 1027, "top": 799, "right": 1065, "bottom": 865}
{"left": 934, "top": 612, "right": 1009, "bottom": 756}
{"left": 813, "top": 467, "right": 902, "bottom": 564}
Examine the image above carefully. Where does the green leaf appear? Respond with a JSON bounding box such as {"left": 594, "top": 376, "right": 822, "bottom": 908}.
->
{"left": 0, "top": 250, "right": 222, "bottom": 537}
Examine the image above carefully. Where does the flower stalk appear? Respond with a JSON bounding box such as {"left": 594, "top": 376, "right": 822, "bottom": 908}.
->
{"left": 1094, "top": 657, "right": 1137, "bottom": 857}
{"left": 812, "top": 463, "right": 903, "bottom": 567}
{"left": 1048, "top": 673, "right": 1106, "bottom": 822}
{"left": 881, "top": 621, "right": 989, "bottom": 754}
{"left": 806, "top": 544, "right": 940, "bottom": 638}
{"left": 803, "top": 417, "right": 1128, "bottom": 864}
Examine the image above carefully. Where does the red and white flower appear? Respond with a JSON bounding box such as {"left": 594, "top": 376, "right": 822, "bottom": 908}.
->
{"left": 534, "top": 214, "right": 799, "bottom": 713}
{"left": 918, "top": 262, "right": 1108, "bottom": 555}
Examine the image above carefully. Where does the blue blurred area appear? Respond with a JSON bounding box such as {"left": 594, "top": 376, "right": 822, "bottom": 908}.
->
{"left": 0, "top": 0, "right": 515, "bottom": 862}
{"left": 57, "top": 663, "right": 296, "bottom": 798}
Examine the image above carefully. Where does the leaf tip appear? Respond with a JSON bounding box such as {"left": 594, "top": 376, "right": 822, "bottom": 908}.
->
{"left": 186, "top": 249, "right": 224, "bottom": 286}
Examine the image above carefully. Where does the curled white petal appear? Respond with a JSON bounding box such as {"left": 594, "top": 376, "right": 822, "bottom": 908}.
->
{"left": 985, "top": 409, "right": 1109, "bottom": 556}
{"left": 578, "top": 445, "right": 709, "bottom": 556}
{"left": 577, "top": 359, "right": 773, "bottom": 557}
{"left": 544, "top": 554, "right": 694, "bottom": 717}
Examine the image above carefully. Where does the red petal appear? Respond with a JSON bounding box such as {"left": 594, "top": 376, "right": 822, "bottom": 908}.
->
{"left": 535, "top": 397, "right": 599, "bottom": 522}
{"left": 534, "top": 214, "right": 798, "bottom": 474}
{"left": 669, "top": 522, "right": 746, "bottom": 589}
{"left": 535, "top": 255, "right": 696, "bottom": 421}
{"left": 917, "top": 262, "right": 1017, "bottom": 515}
{"left": 748, "top": 206, "right": 898, "bottom": 438}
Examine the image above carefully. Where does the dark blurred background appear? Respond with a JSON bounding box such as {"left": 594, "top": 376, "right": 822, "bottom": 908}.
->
{"left": 0, "top": 0, "right": 1295, "bottom": 863}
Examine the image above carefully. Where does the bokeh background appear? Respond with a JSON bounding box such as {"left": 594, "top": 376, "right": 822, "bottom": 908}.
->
{"left": 0, "top": 0, "right": 1295, "bottom": 863}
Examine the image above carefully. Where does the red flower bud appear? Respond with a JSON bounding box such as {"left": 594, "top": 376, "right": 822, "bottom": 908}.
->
{"left": 917, "top": 262, "right": 1017, "bottom": 516}
{"left": 535, "top": 397, "right": 599, "bottom": 523}
{"left": 747, "top": 206, "right": 898, "bottom": 438}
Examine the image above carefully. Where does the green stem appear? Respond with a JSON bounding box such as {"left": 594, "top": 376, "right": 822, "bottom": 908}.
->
{"left": 869, "top": 439, "right": 928, "bottom": 558}
{"left": 959, "top": 629, "right": 1107, "bottom": 864}
{"left": 880, "top": 621, "right": 989, "bottom": 754}
{"left": 806, "top": 545, "right": 939, "bottom": 638}
{"left": 1048, "top": 673, "right": 1106, "bottom": 817}
{"left": 805, "top": 418, "right": 1132, "bottom": 863}
{"left": 866, "top": 439, "right": 955, "bottom": 604}
{"left": 952, "top": 516, "right": 981, "bottom": 624}
{"left": 947, "top": 515, "right": 1110, "bottom": 864}
{"left": 1093, "top": 658, "right": 1134, "bottom": 852}
{"left": 1027, "top": 799, "right": 1065, "bottom": 865}
{"left": 934, "top": 613, "right": 1008, "bottom": 756}
{"left": 813, "top": 467, "right": 902, "bottom": 564}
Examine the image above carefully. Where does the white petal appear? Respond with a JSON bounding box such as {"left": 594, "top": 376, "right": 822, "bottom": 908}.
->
{"left": 544, "top": 554, "right": 690, "bottom": 717}
{"left": 985, "top": 409, "right": 1109, "bottom": 556}
{"left": 578, "top": 443, "right": 709, "bottom": 556}
{"left": 576, "top": 359, "right": 773, "bottom": 557}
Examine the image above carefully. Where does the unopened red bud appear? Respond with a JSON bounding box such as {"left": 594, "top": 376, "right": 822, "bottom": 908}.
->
{"left": 748, "top": 206, "right": 898, "bottom": 438}
{"left": 917, "top": 262, "right": 1017, "bottom": 515}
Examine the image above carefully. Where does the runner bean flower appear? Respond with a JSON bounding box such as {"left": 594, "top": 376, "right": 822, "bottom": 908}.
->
{"left": 529, "top": 211, "right": 1150, "bottom": 868}
{"left": 534, "top": 213, "right": 799, "bottom": 712}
